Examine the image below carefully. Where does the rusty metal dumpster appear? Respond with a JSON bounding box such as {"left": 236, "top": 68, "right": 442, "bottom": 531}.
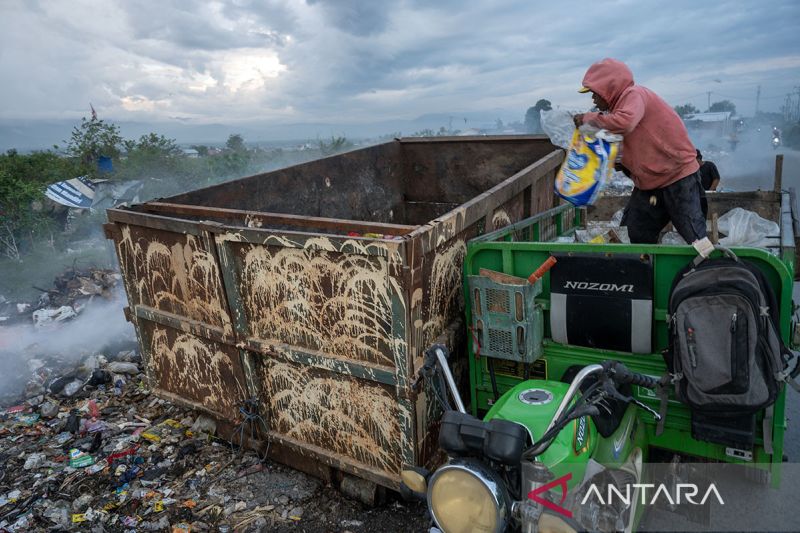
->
{"left": 104, "top": 135, "right": 562, "bottom": 489}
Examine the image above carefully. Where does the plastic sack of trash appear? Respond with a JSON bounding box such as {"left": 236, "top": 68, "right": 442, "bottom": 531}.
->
{"left": 717, "top": 208, "right": 779, "bottom": 248}
{"left": 554, "top": 128, "right": 621, "bottom": 206}
{"left": 541, "top": 109, "right": 576, "bottom": 149}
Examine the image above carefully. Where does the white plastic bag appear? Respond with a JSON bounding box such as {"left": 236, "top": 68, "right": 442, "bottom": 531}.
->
{"left": 717, "top": 208, "right": 779, "bottom": 248}
{"left": 661, "top": 232, "right": 687, "bottom": 245}
{"left": 541, "top": 109, "right": 576, "bottom": 149}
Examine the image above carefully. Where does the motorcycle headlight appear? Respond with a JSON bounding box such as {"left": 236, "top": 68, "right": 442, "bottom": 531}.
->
{"left": 538, "top": 512, "right": 579, "bottom": 533}
{"left": 427, "top": 459, "right": 507, "bottom": 533}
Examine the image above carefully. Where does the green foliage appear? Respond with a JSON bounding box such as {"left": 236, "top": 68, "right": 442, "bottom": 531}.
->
{"left": 123, "top": 133, "right": 182, "bottom": 158}
{"left": 64, "top": 116, "right": 123, "bottom": 172}
{"left": 317, "top": 136, "right": 353, "bottom": 156}
{"left": 707, "top": 100, "right": 736, "bottom": 115}
{"left": 410, "top": 127, "right": 456, "bottom": 137}
{"left": 785, "top": 124, "right": 800, "bottom": 150}
{"left": 0, "top": 151, "right": 70, "bottom": 259}
{"left": 208, "top": 151, "right": 252, "bottom": 178}
{"left": 191, "top": 145, "right": 210, "bottom": 156}
{"left": 225, "top": 134, "right": 246, "bottom": 152}
{"left": 0, "top": 120, "right": 366, "bottom": 260}
{"left": 674, "top": 103, "right": 699, "bottom": 117}
{"left": 116, "top": 133, "right": 185, "bottom": 181}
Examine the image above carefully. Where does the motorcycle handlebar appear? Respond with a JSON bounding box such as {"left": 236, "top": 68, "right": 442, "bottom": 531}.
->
{"left": 603, "top": 361, "right": 658, "bottom": 389}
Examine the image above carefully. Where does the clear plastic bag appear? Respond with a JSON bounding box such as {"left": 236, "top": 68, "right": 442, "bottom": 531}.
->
{"left": 717, "top": 208, "right": 779, "bottom": 248}
{"left": 541, "top": 109, "right": 577, "bottom": 149}
{"left": 660, "top": 231, "right": 687, "bottom": 245}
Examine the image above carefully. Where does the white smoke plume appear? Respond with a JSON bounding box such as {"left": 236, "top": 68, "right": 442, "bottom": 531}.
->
{"left": 0, "top": 292, "right": 135, "bottom": 400}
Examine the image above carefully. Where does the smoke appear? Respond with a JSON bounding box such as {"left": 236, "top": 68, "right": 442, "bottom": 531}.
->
{"left": 689, "top": 124, "right": 791, "bottom": 192}
{"left": 0, "top": 291, "right": 135, "bottom": 399}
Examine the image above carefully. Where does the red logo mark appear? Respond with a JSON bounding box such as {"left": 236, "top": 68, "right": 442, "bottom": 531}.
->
{"left": 527, "top": 472, "right": 573, "bottom": 518}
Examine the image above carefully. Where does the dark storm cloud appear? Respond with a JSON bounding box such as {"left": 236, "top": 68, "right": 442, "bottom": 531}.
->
{"left": 305, "top": 0, "right": 393, "bottom": 36}
{"left": 0, "top": 0, "right": 798, "bottom": 124}
{"left": 123, "top": 1, "right": 292, "bottom": 50}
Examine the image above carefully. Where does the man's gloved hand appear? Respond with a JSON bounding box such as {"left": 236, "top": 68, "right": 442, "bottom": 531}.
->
{"left": 573, "top": 113, "right": 585, "bottom": 128}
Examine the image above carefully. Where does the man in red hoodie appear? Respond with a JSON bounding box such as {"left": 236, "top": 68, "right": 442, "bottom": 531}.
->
{"left": 573, "top": 58, "right": 706, "bottom": 244}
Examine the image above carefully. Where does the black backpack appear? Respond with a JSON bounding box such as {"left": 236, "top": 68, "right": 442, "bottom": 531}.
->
{"left": 659, "top": 249, "right": 800, "bottom": 449}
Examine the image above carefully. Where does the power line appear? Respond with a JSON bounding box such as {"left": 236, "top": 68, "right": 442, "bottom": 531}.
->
{"left": 706, "top": 91, "right": 788, "bottom": 101}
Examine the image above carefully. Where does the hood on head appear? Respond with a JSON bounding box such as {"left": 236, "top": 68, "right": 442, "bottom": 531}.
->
{"left": 581, "top": 58, "right": 634, "bottom": 108}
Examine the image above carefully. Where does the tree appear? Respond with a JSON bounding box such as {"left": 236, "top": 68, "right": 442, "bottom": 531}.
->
{"left": 123, "top": 133, "right": 181, "bottom": 158}
{"left": 0, "top": 150, "right": 72, "bottom": 259}
{"left": 317, "top": 136, "right": 353, "bottom": 155}
{"left": 708, "top": 100, "right": 736, "bottom": 115}
{"left": 524, "top": 99, "right": 552, "bottom": 133}
{"left": 191, "top": 145, "right": 210, "bottom": 156}
{"left": 64, "top": 116, "right": 123, "bottom": 171}
{"left": 674, "top": 103, "right": 699, "bottom": 118}
{"left": 117, "top": 133, "right": 184, "bottom": 181}
{"left": 225, "top": 134, "right": 246, "bottom": 153}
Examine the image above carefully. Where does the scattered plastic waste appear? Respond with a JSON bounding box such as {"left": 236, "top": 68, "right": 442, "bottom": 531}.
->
{"left": 661, "top": 231, "right": 687, "bottom": 245}
{"left": 23, "top": 452, "right": 45, "bottom": 470}
{"left": 0, "top": 272, "right": 426, "bottom": 532}
{"left": 32, "top": 305, "right": 78, "bottom": 328}
{"left": 108, "top": 361, "right": 140, "bottom": 375}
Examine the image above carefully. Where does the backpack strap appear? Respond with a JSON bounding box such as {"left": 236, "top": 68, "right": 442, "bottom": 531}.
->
{"left": 763, "top": 405, "right": 774, "bottom": 455}
{"left": 655, "top": 374, "right": 676, "bottom": 436}
{"left": 776, "top": 347, "right": 800, "bottom": 392}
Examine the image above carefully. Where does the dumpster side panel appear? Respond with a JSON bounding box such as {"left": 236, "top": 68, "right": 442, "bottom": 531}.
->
{"left": 406, "top": 152, "right": 562, "bottom": 469}
{"left": 139, "top": 320, "right": 248, "bottom": 421}
{"left": 401, "top": 137, "right": 557, "bottom": 205}
{"left": 213, "top": 230, "right": 414, "bottom": 484}
{"left": 490, "top": 194, "right": 526, "bottom": 232}
{"left": 114, "top": 223, "right": 233, "bottom": 336}
{"left": 229, "top": 240, "right": 397, "bottom": 367}
{"left": 257, "top": 358, "right": 407, "bottom": 478}
{"left": 162, "top": 143, "right": 406, "bottom": 224}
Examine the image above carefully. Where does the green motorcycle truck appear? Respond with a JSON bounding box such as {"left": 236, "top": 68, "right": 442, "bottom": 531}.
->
{"left": 401, "top": 196, "right": 799, "bottom": 533}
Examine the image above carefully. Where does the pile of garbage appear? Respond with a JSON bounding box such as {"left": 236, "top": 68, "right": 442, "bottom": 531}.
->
{"left": 602, "top": 171, "right": 634, "bottom": 196}
{"left": 557, "top": 207, "right": 780, "bottom": 251}
{"left": 0, "top": 267, "right": 427, "bottom": 531}
{"left": 0, "top": 267, "right": 121, "bottom": 327}
{"left": 0, "top": 350, "right": 427, "bottom": 532}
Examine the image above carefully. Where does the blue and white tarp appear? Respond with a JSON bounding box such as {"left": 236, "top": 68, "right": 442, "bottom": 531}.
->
{"left": 45, "top": 176, "right": 96, "bottom": 209}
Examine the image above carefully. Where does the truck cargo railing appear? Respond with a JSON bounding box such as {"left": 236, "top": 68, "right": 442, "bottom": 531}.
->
{"left": 463, "top": 191, "right": 798, "bottom": 486}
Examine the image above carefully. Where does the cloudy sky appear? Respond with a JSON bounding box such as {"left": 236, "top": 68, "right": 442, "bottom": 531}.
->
{"left": 1, "top": 0, "right": 799, "bottom": 127}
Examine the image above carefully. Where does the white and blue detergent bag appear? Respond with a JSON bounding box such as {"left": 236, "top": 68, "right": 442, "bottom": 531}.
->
{"left": 554, "top": 128, "right": 621, "bottom": 206}
{"left": 540, "top": 109, "right": 622, "bottom": 207}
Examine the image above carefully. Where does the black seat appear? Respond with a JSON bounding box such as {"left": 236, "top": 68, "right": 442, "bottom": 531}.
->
{"left": 550, "top": 252, "right": 654, "bottom": 354}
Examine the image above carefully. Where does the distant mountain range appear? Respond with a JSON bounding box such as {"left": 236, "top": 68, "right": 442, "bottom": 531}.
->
{"left": 0, "top": 110, "right": 524, "bottom": 152}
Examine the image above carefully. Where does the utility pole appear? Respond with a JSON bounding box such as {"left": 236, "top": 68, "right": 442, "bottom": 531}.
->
{"left": 755, "top": 85, "right": 761, "bottom": 116}
{"left": 784, "top": 94, "right": 791, "bottom": 122}
{"left": 706, "top": 91, "right": 711, "bottom": 111}
{"left": 794, "top": 86, "right": 800, "bottom": 122}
